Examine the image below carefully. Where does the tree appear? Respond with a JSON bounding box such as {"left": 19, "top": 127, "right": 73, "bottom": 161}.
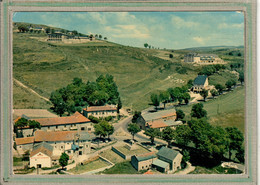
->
{"left": 169, "top": 54, "right": 173, "bottom": 58}
{"left": 51, "top": 29, "right": 55, "bottom": 34}
{"left": 15, "top": 117, "right": 28, "bottom": 128}
{"left": 45, "top": 27, "right": 51, "bottom": 34}
{"left": 190, "top": 103, "right": 207, "bottom": 119}
{"left": 144, "top": 128, "right": 160, "bottom": 145}
{"left": 144, "top": 43, "right": 149, "bottom": 48}
{"left": 159, "top": 91, "right": 169, "bottom": 109}
{"left": 94, "top": 123, "right": 106, "bottom": 139}
{"left": 215, "top": 84, "right": 225, "bottom": 95}
{"left": 162, "top": 127, "right": 174, "bottom": 147}
{"left": 99, "top": 35, "right": 102, "bottom": 39}
{"left": 174, "top": 125, "right": 191, "bottom": 146}
{"left": 18, "top": 25, "right": 29, "bottom": 33}
{"left": 200, "top": 89, "right": 208, "bottom": 101}
{"left": 225, "top": 79, "right": 236, "bottom": 91}
{"left": 236, "top": 147, "right": 244, "bottom": 163}
{"left": 150, "top": 93, "right": 160, "bottom": 110}
{"left": 72, "top": 30, "right": 78, "bottom": 35}
{"left": 181, "top": 149, "right": 190, "bottom": 168}
{"left": 59, "top": 152, "right": 69, "bottom": 169}
{"left": 176, "top": 109, "right": 185, "bottom": 121}
{"left": 132, "top": 111, "right": 141, "bottom": 123}
{"left": 117, "top": 97, "right": 122, "bottom": 114}
{"left": 94, "top": 121, "right": 114, "bottom": 139}
{"left": 225, "top": 127, "right": 244, "bottom": 160}
{"left": 127, "top": 123, "right": 141, "bottom": 140}
{"left": 50, "top": 91, "right": 66, "bottom": 117}
{"left": 187, "top": 79, "right": 193, "bottom": 89}
{"left": 210, "top": 89, "right": 218, "bottom": 98}
{"left": 182, "top": 92, "right": 190, "bottom": 104}
{"left": 104, "top": 37, "right": 107, "bottom": 40}
{"left": 239, "top": 71, "right": 244, "bottom": 85}
{"left": 28, "top": 120, "right": 41, "bottom": 135}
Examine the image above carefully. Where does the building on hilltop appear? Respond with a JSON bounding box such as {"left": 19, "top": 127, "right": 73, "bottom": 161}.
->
{"left": 192, "top": 75, "right": 209, "bottom": 93}
{"left": 184, "top": 53, "right": 224, "bottom": 64}
{"left": 83, "top": 105, "right": 117, "bottom": 118}
{"left": 136, "top": 109, "right": 178, "bottom": 130}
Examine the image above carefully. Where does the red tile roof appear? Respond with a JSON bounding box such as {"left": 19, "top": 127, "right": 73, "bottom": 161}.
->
{"left": 143, "top": 170, "right": 154, "bottom": 175}
{"left": 15, "top": 137, "right": 34, "bottom": 145}
{"left": 83, "top": 105, "right": 116, "bottom": 112}
{"left": 34, "top": 130, "right": 77, "bottom": 142}
{"left": 147, "top": 120, "right": 168, "bottom": 129}
{"left": 34, "top": 112, "right": 90, "bottom": 127}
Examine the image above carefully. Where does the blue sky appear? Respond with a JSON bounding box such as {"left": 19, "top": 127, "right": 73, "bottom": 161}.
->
{"left": 13, "top": 12, "right": 244, "bottom": 49}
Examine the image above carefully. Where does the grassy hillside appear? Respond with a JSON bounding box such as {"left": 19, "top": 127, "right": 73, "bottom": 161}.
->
{"left": 178, "top": 86, "right": 245, "bottom": 133}
{"left": 13, "top": 23, "right": 244, "bottom": 112}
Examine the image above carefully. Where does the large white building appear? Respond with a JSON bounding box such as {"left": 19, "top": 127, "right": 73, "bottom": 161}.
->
{"left": 83, "top": 105, "right": 117, "bottom": 118}
{"left": 184, "top": 53, "right": 224, "bottom": 64}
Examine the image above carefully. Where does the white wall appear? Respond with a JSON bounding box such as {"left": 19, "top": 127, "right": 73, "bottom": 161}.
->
{"left": 30, "top": 152, "right": 52, "bottom": 168}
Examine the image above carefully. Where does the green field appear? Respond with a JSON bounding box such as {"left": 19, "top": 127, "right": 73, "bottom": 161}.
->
{"left": 99, "top": 149, "right": 125, "bottom": 164}
{"left": 179, "top": 86, "right": 245, "bottom": 133}
{"left": 101, "top": 161, "right": 143, "bottom": 174}
{"left": 68, "top": 158, "right": 110, "bottom": 174}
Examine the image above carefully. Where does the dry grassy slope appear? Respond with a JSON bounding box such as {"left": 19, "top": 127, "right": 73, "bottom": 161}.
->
{"left": 13, "top": 32, "right": 200, "bottom": 111}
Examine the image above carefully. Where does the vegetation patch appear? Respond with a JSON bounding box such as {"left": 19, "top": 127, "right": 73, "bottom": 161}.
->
{"left": 101, "top": 161, "right": 143, "bottom": 174}
{"left": 189, "top": 165, "right": 242, "bottom": 174}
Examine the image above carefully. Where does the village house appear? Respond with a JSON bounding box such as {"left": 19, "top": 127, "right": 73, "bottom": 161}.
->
{"left": 136, "top": 109, "right": 178, "bottom": 130}
{"left": 34, "top": 130, "right": 91, "bottom": 158}
{"left": 15, "top": 137, "right": 34, "bottom": 155}
{"left": 184, "top": 53, "right": 224, "bottom": 64}
{"left": 152, "top": 147, "right": 183, "bottom": 173}
{"left": 192, "top": 75, "right": 209, "bottom": 93}
{"left": 15, "top": 112, "right": 93, "bottom": 137}
{"left": 83, "top": 105, "right": 117, "bottom": 118}
{"left": 29, "top": 142, "right": 53, "bottom": 168}
{"left": 131, "top": 151, "right": 157, "bottom": 171}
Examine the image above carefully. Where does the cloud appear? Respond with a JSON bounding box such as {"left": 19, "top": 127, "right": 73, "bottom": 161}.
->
{"left": 218, "top": 23, "right": 243, "bottom": 29}
{"left": 193, "top": 36, "right": 205, "bottom": 44}
{"left": 171, "top": 15, "right": 200, "bottom": 29}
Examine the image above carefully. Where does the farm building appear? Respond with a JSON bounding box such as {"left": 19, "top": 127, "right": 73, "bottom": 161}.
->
{"left": 136, "top": 109, "right": 178, "bottom": 130}
{"left": 192, "top": 75, "right": 209, "bottom": 93}
{"left": 15, "top": 112, "right": 94, "bottom": 137}
{"left": 15, "top": 137, "right": 34, "bottom": 155}
{"left": 154, "top": 147, "right": 183, "bottom": 173}
{"left": 29, "top": 142, "right": 53, "bottom": 168}
{"left": 184, "top": 53, "right": 224, "bottom": 64}
{"left": 131, "top": 151, "right": 157, "bottom": 171}
{"left": 83, "top": 105, "right": 117, "bottom": 118}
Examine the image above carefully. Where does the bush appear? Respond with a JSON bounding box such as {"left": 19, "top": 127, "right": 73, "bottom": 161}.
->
{"left": 169, "top": 54, "right": 173, "bottom": 58}
{"left": 176, "top": 66, "right": 187, "bottom": 74}
{"left": 104, "top": 116, "right": 113, "bottom": 122}
{"left": 88, "top": 115, "right": 100, "bottom": 123}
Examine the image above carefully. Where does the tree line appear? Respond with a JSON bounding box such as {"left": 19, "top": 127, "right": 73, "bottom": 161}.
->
{"left": 50, "top": 75, "right": 121, "bottom": 116}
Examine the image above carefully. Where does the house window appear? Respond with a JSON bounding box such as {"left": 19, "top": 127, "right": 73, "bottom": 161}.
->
{"left": 19, "top": 146, "right": 22, "bottom": 148}
{"left": 79, "top": 151, "right": 82, "bottom": 155}
{"left": 88, "top": 128, "right": 91, "bottom": 131}
{"left": 48, "top": 126, "right": 50, "bottom": 129}
{"left": 61, "top": 146, "right": 63, "bottom": 149}
{"left": 56, "top": 126, "right": 58, "bottom": 129}
{"left": 64, "top": 125, "right": 66, "bottom": 128}
{"left": 81, "top": 127, "right": 85, "bottom": 131}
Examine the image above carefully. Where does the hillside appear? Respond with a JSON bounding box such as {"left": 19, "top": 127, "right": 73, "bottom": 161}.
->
{"left": 13, "top": 23, "right": 244, "bottom": 112}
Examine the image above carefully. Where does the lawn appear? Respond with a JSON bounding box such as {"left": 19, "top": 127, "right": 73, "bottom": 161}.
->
{"left": 189, "top": 165, "right": 243, "bottom": 174}
{"left": 101, "top": 161, "right": 143, "bottom": 174}
{"left": 99, "top": 149, "right": 125, "bottom": 164}
{"left": 179, "top": 86, "right": 245, "bottom": 132}
{"left": 68, "top": 158, "right": 110, "bottom": 174}
{"left": 114, "top": 145, "right": 150, "bottom": 156}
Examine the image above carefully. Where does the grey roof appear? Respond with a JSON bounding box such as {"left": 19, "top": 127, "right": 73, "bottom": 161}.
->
{"left": 33, "top": 142, "right": 53, "bottom": 152}
{"left": 142, "top": 109, "right": 176, "bottom": 122}
{"left": 152, "top": 159, "right": 169, "bottom": 168}
{"left": 157, "top": 147, "right": 180, "bottom": 161}
{"left": 193, "top": 75, "right": 208, "bottom": 85}
{"left": 135, "top": 153, "right": 157, "bottom": 162}
{"left": 78, "top": 132, "right": 91, "bottom": 141}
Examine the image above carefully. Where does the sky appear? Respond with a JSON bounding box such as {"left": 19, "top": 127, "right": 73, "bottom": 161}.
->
{"left": 13, "top": 11, "right": 244, "bottom": 49}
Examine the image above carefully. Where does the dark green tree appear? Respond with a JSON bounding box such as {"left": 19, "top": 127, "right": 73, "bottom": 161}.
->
{"left": 159, "top": 91, "right": 169, "bottom": 109}
{"left": 18, "top": 25, "right": 29, "bottom": 32}
{"left": 210, "top": 89, "right": 218, "bottom": 98}
{"left": 150, "top": 93, "right": 160, "bottom": 110}
{"left": 174, "top": 125, "right": 191, "bottom": 146}
{"left": 187, "top": 79, "right": 193, "bottom": 89}
{"left": 176, "top": 109, "right": 185, "bottom": 121}
{"left": 144, "top": 128, "right": 160, "bottom": 145}
{"left": 28, "top": 120, "right": 41, "bottom": 135}
{"left": 132, "top": 111, "right": 141, "bottom": 123}
{"left": 117, "top": 97, "right": 122, "bottom": 114}
{"left": 162, "top": 127, "right": 175, "bottom": 147}
{"left": 200, "top": 89, "right": 208, "bottom": 101}
{"left": 225, "top": 127, "right": 244, "bottom": 160}
{"left": 190, "top": 103, "right": 207, "bottom": 119}
{"left": 182, "top": 92, "right": 191, "bottom": 104}
{"left": 215, "top": 84, "right": 225, "bottom": 95}
{"left": 144, "top": 43, "right": 149, "bottom": 48}
{"left": 225, "top": 79, "right": 236, "bottom": 91}
{"left": 59, "top": 152, "right": 69, "bottom": 169}
{"left": 169, "top": 54, "right": 173, "bottom": 58}
{"left": 239, "top": 71, "right": 244, "bottom": 85}
{"left": 45, "top": 27, "right": 51, "bottom": 34}
{"left": 127, "top": 123, "right": 141, "bottom": 140}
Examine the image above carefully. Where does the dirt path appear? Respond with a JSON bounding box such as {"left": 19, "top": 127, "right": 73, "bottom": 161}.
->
{"left": 13, "top": 78, "right": 50, "bottom": 103}
{"left": 174, "top": 162, "right": 195, "bottom": 175}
